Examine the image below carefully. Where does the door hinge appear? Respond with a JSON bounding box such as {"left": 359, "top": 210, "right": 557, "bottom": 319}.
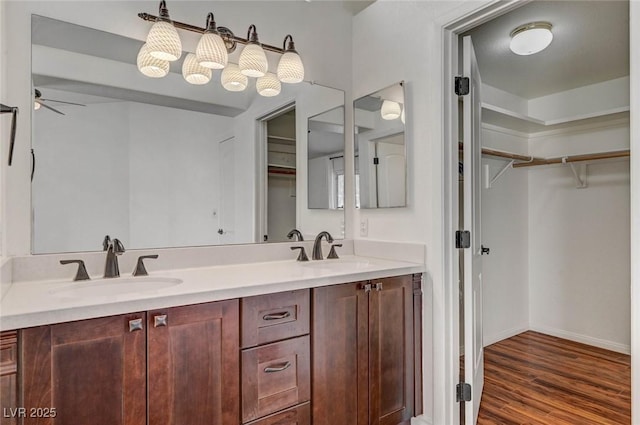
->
{"left": 455, "top": 76, "right": 470, "bottom": 96}
{"left": 455, "top": 230, "right": 471, "bottom": 249}
{"left": 373, "top": 157, "right": 379, "bottom": 165}
{"left": 456, "top": 382, "right": 472, "bottom": 402}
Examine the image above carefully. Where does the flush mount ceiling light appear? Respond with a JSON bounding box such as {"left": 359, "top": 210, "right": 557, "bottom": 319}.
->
{"left": 381, "top": 100, "right": 401, "bottom": 120}
{"left": 137, "top": 2, "right": 305, "bottom": 95}
{"left": 509, "top": 22, "right": 553, "bottom": 56}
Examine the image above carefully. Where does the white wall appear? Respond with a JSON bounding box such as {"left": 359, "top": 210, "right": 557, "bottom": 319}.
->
{"left": 32, "top": 102, "right": 130, "bottom": 253}
{"left": 481, "top": 127, "right": 530, "bottom": 347}
{"left": 528, "top": 124, "right": 631, "bottom": 353}
{"left": 32, "top": 100, "right": 234, "bottom": 253}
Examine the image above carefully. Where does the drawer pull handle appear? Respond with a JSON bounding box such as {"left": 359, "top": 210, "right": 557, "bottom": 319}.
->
{"left": 263, "top": 311, "right": 291, "bottom": 321}
{"left": 154, "top": 314, "right": 168, "bottom": 328}
{"left": 264, "top": 361, "right": 292, "bottom": 373}
{"left": 128, "top": 318, "right": 143, "bottom": 332}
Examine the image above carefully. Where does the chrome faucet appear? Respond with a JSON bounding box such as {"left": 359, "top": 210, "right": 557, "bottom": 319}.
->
{"left": 312, "top": 231, "right": 334, "bottom": 260}
{"left": 103, "top": 235, "right": 125, "bottom": 278}
{"left": 287, "top": 229, "right": 304, "bottom": 241}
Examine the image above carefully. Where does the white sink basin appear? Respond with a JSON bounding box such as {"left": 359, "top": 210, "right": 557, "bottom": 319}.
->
{"left": 50, "top": 277, "right": 183, "bottom": 298}
{"left": 301, "top": 258, "right": 372, "bottom": 272}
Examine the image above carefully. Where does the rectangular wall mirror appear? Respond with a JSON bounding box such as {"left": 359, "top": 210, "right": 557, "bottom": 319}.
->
{"left": 31, "top": 14, "right": 345, "bottom": 254}
{"left": 354, "top": 81, "right": 406, "bottom": 208}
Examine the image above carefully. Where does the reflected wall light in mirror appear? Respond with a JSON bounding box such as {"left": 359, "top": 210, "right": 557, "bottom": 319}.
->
{"left": 137, "top": 1, "right": 304, "bottom": 96}
{"left": 354, "top": 81, "right": 407, "bottom": 209}
{"left": 30, "top": 14, "right": 345, "bottom": 254}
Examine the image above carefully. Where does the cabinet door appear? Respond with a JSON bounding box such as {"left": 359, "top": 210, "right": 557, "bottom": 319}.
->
{"left": 312, "top": 282, "right": 369, "bottom": 425}
{"left": 21, "top": 313, "right": 147, "bottom": 425}
{"left": 147, "top": 300, "right": 240, "bottom": 425}
{"left": 1, "top": 331, "right": 18, "bottom": 425}
{"left": 369, "top": 276, "right": 414, "bottom": 425}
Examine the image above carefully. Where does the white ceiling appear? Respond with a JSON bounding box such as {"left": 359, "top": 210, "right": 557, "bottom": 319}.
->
{"left": 463, "top": 0, "right": 629, "bottom": 99}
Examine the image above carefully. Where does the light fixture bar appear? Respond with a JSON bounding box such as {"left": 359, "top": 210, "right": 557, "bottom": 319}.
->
{"left": 137, "top": 12, "right": 287, "bottom": 54}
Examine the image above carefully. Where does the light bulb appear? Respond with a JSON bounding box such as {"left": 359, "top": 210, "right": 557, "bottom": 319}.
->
{"left": 137, "top": 43, "right": 170, "bottom": 78}
{"left": 34, "top": 101, "right": 41, "bottom": 111}
{"left": 257, "top": 73, "right": 281, "bottom": 97}
{"left": 182, "top": 53, "right": 212, "bottom": 85}
{"left": 381, "top": 100, "right": 401, "bottom": 120}
{"left": 221, "top": 63, "right": 248, "bottom": 91}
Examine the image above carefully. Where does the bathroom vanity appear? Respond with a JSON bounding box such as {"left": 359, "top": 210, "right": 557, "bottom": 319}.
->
{"left": 0, "top": 255, "right": 423, "bottom": 425}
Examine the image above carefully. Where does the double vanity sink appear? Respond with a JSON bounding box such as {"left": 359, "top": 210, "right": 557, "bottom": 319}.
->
{"left": 0, "top": 252, "right": 421, "bottom": 331}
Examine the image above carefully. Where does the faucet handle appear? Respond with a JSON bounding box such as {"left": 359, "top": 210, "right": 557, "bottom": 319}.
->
{"left": 133, "top": 255, "right": 158, "bottom": 276}
{"left": 102, "top": 235, "right": 111, "bottom": 251}
{"left": 60, "top": 260, "right": 91, "bottom": 281}
{"left": 327, "top": 244, "right": 342, "bottom": 259}
{"left": 291, "top": 246, "right": 309, "bottom": 262}
{"left": 112, "top": 238, "right": 125, "bottom": 254}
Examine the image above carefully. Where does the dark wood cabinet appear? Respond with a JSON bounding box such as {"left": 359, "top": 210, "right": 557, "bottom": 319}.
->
{"left": 1, "top": 331, "right": 18, "bottom": 425}
{"left": 148, "top": 300, "right": 240, "bottom": 425}
{"left": 20, "top": 300, "right": 240, "bottom": 425}
{"left": 21, "top": 313, "right": 147, "bottom": 425}
{"left": 312, "top": 274, "right": 422, "bottom": 425}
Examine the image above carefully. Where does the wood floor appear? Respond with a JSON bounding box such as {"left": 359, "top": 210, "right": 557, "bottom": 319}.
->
{"left": 476, "top": 331, "right": 630, "bottom": 425}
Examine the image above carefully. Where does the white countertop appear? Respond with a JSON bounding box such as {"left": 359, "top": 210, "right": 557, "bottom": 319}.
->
{"left": 0, "top": 255, "right": 424, "bottom": 331}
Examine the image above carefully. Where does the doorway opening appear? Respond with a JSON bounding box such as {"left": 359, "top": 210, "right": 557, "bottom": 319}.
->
{"left": 260, "top": 105, "right": 297, "bottom": 243}
{"left": 452, "top": 1, "right": 631, "bottom": 424}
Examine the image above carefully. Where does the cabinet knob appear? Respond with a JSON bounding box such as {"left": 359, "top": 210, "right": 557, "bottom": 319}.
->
{"left": 128, "top": 318, "right": 143, "bottom": 332}
{"left": 154, "top": 314, "right": 168, "bottom": 328}
{"left": 264, "top": 361, "right": 291, "bottom": 373}
{"left": 363, "top": 283, "right": 372, "bottom": 293}
{"left": 374, "top": 282, "right": 383, "bottom": 291}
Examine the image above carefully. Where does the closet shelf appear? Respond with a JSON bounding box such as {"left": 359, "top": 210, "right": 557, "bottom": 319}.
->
{"left": 482, "top": 103, "right": 630, "bottom": 134}
{"left": 268, "top": 165, "right": 296, "bottom": 176}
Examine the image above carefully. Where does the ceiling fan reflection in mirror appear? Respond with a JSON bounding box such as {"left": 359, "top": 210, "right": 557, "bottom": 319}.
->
{"left": 34, "top": 89, "right": 86, "bottom": 115}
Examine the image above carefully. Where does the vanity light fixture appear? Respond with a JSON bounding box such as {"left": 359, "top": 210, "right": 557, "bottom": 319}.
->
{"left": 137, "top": 2, "right": 305, "bottom": 95}
{"left": 256, "top": 73, "right": 281, "bottom": 97}
{"left": 509, "top": 22, "right": 553, "bottom": 56}
{"left": 277, "top": 35, "right": 304, "bottom": 83}
{"left": 221, "top": 63, "right": 248, "bottom": 91}
{"left": 182, "top": 53, "right": 212, "bottom": 85}
{"left": 137, "top": 43, "right": 170, "bottom": 78}
{"left": 196, "top": 13, "right": 228, "bottom": 69}
{"left": 239, "top": 25, "right": 268, "bottom": 77}
{"left": 145, "top": 0, "right": 182, "bottom": 61}
{"left": 381, "top": 100, "right": 401, "bottom": 120}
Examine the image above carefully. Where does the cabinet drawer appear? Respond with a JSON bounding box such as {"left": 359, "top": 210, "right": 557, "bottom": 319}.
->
{"left": 245, "top": 403, "right": 310, "bottom": 425}
{"left": 242, "top": 336, "right": 310, "bottom": 422}
{"left": 241, "top": 289, "right": 309, "bottom": 348}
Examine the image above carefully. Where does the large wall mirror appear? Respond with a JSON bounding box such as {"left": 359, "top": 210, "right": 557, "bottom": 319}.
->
{"left": 354, "top": 82, "right": 406, "bottom": 208}
{"left": 31, "top": 15, "right": 345, "bottom": 254}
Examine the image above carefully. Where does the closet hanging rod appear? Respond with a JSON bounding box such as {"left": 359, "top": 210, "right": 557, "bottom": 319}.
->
{"left": 481, "top": 148, "right": 540, "bottom": 163}
{"left": 513, "top": 149, "right": 630, "bottom": 168}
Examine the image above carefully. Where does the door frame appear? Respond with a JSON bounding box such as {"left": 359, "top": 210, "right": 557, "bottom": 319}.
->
{"left": 440, "top": 1, "right": 638, "bottom": 424}
{"left": 256, "top": 102, "right": 296, "bottom": 243}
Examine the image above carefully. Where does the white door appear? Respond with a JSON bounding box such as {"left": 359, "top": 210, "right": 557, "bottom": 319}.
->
{"left": 376, "top": 140, "right": 405, "bottom": 207}
{"left": 462, "top": 35, "right": 484, "bottom": 425}
{"left": 218, "top": 137, "right": 235, "bottom": 244}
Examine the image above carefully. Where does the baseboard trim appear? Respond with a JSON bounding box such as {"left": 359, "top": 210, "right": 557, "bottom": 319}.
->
{"left": 483, "top": 325, "right": 528, "bottom": 347}
{"left": 530, "top": 324, "right": 630, "bottom": 355}
{"left": 411, "top": 415, "right": 432, "bottom": 425}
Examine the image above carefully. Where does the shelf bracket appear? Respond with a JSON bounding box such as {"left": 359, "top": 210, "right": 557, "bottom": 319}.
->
{"left": 485, "top": 160, "right": 514, "bottom": 189}
{"left": 563, "top": 158, "right": 587, "bottom": 188}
